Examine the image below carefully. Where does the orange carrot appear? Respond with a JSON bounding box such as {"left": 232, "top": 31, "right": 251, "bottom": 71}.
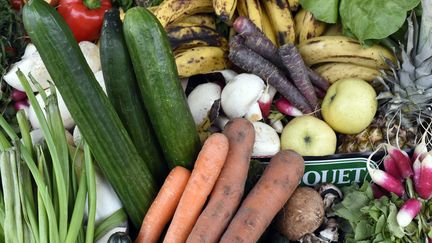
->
{"left": 219, "top": 150, "right": 305, "bottom": 243}
{"left": 135, "top": 166, "right": 191, "bottom": 243}
{"left": 163, "top": 133, "right": 229, "bottom": 243}
{"left": 187, "top": 118, "right": 255, "bottom": 243}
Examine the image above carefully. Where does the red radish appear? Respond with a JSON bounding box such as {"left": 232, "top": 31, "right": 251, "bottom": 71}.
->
{"left": 386, "top": 144, "right": 413, "bottom": 179}
{"left": 371, "top": 183, "right": 386, "bottom": 199}
{"left": 415, "top": 154, "right": 432, "bottom": 199}
{"left": 14, "top": 99, "right": 29, "bottom": 111}
{"left": 413, "top": 157, "right": 421, "bottom": 187}
{"left": 11, "top": 89, "right": 27, "bottom": 101}
{"left": 367, "top": 157, "right": 405, "bottom": 196}
{"left": 258, "top": 85, "right": 277, "bottom": 118}
{"left": 396, "top": 199, "right": 422, "bottom": 227}
{"left": 412, "top": 131, "right": 428, "bottom": 162}
{"left": 275, "top": 98, "right": 303, "bottom": 117}
{"left": 383, "top": 155, "right": 402, "bottom": 181}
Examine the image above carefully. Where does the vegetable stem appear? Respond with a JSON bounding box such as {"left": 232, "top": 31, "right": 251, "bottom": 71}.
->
{"left": 84, "top": 143, "right": 96, "bottom": 243}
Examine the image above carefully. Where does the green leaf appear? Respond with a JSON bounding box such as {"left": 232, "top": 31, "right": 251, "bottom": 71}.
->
{"left": 354, "top": 220, "right": 374, "bottom": 241}
{"left": 387, "top": 203, "right": 405, "bottom": 239}
{"left": 375, "top": 215, "right": 386, "bottom": 233}
{"left": 299, "top": 0, "right": 339, "bottom": 23}
{"left": 339, "top": 0, "right": 420, "bottom": 42}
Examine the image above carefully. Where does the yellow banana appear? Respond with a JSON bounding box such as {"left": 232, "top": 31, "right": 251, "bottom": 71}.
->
{"left": 287, "top": 0, "right": 299, "bottom": 11}
{"left": 170, "top": 14, "right": 216, "bottom": 30}
{"left": 262, "top": 0, "right": 295, "bottom": 45}
{"left": 297, "top": 36, "right": 396, "bottom": 69}
{"left": 154, "top": 0, "right": 214, "bottom": 27}
{"left": 314, "top": 63, "right": 381, "bottom": 83}
{"left": 323, "top": 23, "right": 343, "bottom": 36}
{"left": 245, "top": 0, "right": 262, "bottom": 30}
{"left": 294, "top": 9, "right": 326, "bottom": 43}
{"left": 175, "top": 46, "right": 229, "bottom": 78}
{"left": 166, "top": 25, "right": 224, "bottom": 50}
{"left": 213, "top": 0, "right": 237, "bottom": 23}
{"left": 260, "top": 3, "right": 277, "bottom": 45}
{"left": 237, "top": 0, "right": 248, "bottom": 16}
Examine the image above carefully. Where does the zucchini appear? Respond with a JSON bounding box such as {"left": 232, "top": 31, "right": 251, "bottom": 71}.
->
{"left": 23, "top": 0, "right": 156, "bottom": 228}
{"left": 100, "top": 9, "right": 168, "bottom": 184}
{"left": 123, "top": 7, "right": 201, "bottom": 170}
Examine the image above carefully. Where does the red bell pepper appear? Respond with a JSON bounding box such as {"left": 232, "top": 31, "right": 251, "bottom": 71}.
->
{"left": 57, "top": 0, "right": 112, "bottom": 42}
{"left": 10, "top": 0, "right": 24, "bottom": 10}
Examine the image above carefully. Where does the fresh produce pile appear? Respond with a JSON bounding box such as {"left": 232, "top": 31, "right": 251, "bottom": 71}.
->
{"left": 1, "top": 0, "right": 432, "bottom": 242}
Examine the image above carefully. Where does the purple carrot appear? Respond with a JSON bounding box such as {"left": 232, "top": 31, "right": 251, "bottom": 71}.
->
{"left": 314, "top": 86, "right": 326, "bottom": 99}
{"left": 279, "top": 44, "right": 319, "bottom": 109}
{"left": 274, "top": 97, "right": 303, "bottom": 117}
{"left": 396, "top": 199, "right": 422, "bottom": 227}
{"left": 307, "top": 66, "right": 330, "bottom": 91}
{"left": 370, "top": 183, "right": 387, "bottom": 199}
{"left": 383, "top": 155, "right": 402, "bottom": 181}
{"left": 415, "top": 154, "right": 432, "bottom": 199}
{"left": 386, "top": 144, "right": 413, "bottom": 179}
{"left": 229, "top": 36, "right": 313, "bottom": 114}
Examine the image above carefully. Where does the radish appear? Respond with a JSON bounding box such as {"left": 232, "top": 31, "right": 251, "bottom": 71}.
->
{"left": 396, "top": 199, "right": 422, "bottom": 227}
{"left": 386, "top": 144, "right": 413, "bottom": 179}
{"left": 187, "top": 82, "right": 222, "bottom": 125}
{"left": 11, "top": 89, "right": 27, "bottom": 102}
{"left": 383, "top": 155, "right": 402, "bottom": 181}
{"left": 14, "top": 99, "right": 29, "bottom": 112}
{"left": 413, "top": 157, "right": 422, "bottom": 188}
{"left": 221, "top": 73, "right": 265, "bottom": 120}
{"left": 367, "top": 153, "right": 405, "bottom": 196}
{"left": 275, "top": 97, "right": 303, "bottom": 117}
{"left": 258, "top": 85, "right": 277, "bottom": 118}
{"left": 370, "top": 183, "right": 386, "bottom": 199}
{"left": 415, "top": 154, "right": 432, "bottom": 199}
{"left": 412, "top": 131, "right": 428, "bottom": 162}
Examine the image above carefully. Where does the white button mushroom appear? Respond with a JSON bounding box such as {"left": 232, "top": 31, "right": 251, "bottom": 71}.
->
{"left": 221, "top": 73, "right": 265, "bottom": 120}
{"left": 252, "top": 121, "right": 281, "bottom": 157}
{"left": 187, "top": 82, "right": 221, "bottom": 125}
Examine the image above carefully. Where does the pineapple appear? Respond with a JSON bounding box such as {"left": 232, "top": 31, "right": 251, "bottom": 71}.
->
{"left": 338, "top": 8, "right": 432, "bottom": 153}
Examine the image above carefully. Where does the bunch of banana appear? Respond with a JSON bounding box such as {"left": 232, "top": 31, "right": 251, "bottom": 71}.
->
{"left": 145, "top": 0, "right": 229, "bottom": 78}
{"left": 214, "top": 0, "right": 295, "bottom": 46}
{"left": 298, "top": 35, "right": 396, "bottom": 83}
{"left": 294, "top": 9, "right": 326, "bottom": 43}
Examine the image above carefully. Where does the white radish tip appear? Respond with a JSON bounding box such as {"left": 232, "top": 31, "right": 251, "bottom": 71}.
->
{"left": 396, "top": 210, "right": 413, "bottom": 227}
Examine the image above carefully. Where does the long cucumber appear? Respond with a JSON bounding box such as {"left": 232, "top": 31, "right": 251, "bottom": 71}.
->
{"left": 124, "top": 7, "right": 201, "bottom": 170}
{"left": 100, "top": 9, "right": 168, "bottom": 184}
{"left": 23, "top": 0, "right": 156, "bottom": 228}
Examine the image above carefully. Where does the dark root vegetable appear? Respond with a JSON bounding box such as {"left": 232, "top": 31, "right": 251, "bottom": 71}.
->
{"left": 228, "top": 37, "right": 313, "bottom": 114}
{"left": 276, "top": 186, "right": 325, "bottom": 241}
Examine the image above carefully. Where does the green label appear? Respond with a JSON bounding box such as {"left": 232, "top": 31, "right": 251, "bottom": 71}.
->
{"left": 302, "top": 157, "right": 377, "bottom": 186}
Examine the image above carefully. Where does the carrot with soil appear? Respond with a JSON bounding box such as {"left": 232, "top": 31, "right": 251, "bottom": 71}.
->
{"left": 163, "top": 133, "right": 229, "bottom": 243}
{"left": 219, "top": 150, "right": 305, "bottom": 243}
{"left": 187, "top": 118, "right": 255, "bottom": 243}
{"left": 229, "top": 36, "right": 313, "bottom": 114}
{"left": 279, "top": 44, "right": 319, "bottom": 109}
{"left": 135, "top": 166, "right": 191, "bottom": 243}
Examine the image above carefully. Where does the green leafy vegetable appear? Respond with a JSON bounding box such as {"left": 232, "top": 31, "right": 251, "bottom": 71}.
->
{"left": 300, "top": 0, "right": 421, "bottom": 42}
{"left": 299, "top": 0, "right": 339, "bottom": 23}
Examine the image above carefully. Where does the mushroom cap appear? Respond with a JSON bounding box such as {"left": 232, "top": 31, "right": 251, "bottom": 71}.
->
{"left": 221, "top": 73, "right": 265, "bottom": 119}
{"left": 187, "top": 82, "right": 222, "bottom": 125}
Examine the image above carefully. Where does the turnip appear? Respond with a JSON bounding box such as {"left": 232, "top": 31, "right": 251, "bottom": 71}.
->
{"left": 187, "top": 82, "right": 221, "bottom": 125}
{"left": 251, "top": 121, "right": 280, "bottom": 157}
{"left": 221, "top": 73, "right": 265, "bottom": 120}
{"left": 396, "top": 199, "right": 422, "bottom": 227}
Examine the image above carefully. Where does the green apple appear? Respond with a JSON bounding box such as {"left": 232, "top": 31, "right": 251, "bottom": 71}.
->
{"left": 321, "top": 78, "right": 377, "bottom": 134}
{"left": 281, "top": 116, "right": 337, "bottom": 156}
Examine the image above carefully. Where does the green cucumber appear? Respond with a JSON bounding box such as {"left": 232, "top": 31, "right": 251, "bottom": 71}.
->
{"left": 23, "top": 0, "right": 156, "bottom": 228}
{"left": 100, "top": 9, "right": 168, "bottom": 184}
{"left": 123, "top": 7, "right": 201, "bottom": 170}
